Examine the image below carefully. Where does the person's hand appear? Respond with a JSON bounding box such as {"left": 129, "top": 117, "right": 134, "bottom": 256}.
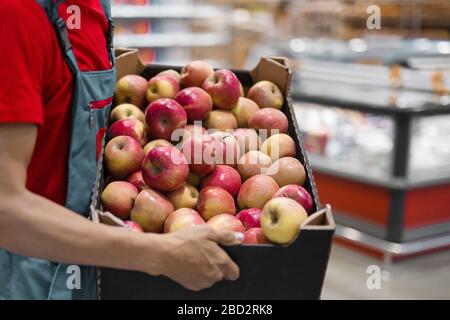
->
{"left": 155, "top": 226, "right": 244, "bottom": 291}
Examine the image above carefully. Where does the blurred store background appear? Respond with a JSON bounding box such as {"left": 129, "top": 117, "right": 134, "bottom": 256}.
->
{"left": 111, "top": 0, "right": 450, "bottom": 299}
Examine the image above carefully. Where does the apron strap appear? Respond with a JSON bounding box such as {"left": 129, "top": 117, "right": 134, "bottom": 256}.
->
{"left": 98, "top": 0, "right": 115, "bottom": 67}
{"left": 35, "top": 0, "right": 80, "bottom": 73}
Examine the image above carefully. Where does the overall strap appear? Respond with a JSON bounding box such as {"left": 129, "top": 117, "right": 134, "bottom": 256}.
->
{"left": 35, "top": 0, "right": 79, "bottom": 73}
{"left": 98, "top": 0, "right": 115, "bottom": 67}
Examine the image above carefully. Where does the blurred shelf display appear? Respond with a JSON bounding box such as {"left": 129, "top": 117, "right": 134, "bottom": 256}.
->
{"left": 294, "top": 79, "right": 450, "bottom": 248}
{"left": 114, "top": 33, "right": 230, "bottom": 48}
{"left": 112, "top": 4, "right": 224, "bottom": 20}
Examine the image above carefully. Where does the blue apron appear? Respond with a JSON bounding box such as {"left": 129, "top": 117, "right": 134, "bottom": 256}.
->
{"left": 0, "top": 0, "right": 116, "bottom": 300}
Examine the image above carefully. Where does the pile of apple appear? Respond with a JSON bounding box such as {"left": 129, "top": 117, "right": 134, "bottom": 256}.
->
{"left": 101, "top": 60, "right": 314, "bottom": 245}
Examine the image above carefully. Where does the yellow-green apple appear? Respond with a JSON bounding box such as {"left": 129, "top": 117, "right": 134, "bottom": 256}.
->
{"left": 210, "top": 131, "right": 240, "bottom": 167}
{"left": 157, "top": 69, "right": 181, "bottom": 83}
{"left": 186, "top": 171, "right": 202, "bottom": 187}
{"left": 124, "top": 220, "right": 144, "bottom": 233}
{"left": 237, "top": 174, "right": 279, "bottom": 209}
{"left": 231, "top": 97, "right": 260, "bottom": 128}
{"left": 145, "top": 98, "right": 187, "bottom": 140}
{"left": 105, "top": 136, "right": 144, "bottom": 179}
{"left": 141, "top": 146, "right": 189, "bottom": 192}
{"left": 244, "top": 227, "right": 269, "bottom": 244}
{"left": 272, "top": 185, "right": 313, "bottom": 213}
{"left": 108, "top": 118, "right": 147, "bottom": 146}
{"left": 247, "top": 80, "right": 284, "bottom": 110}
{"left": 204, "top": 110, "right": 237, "bottom": 132}
{"left": 248, "top": 108, "right": 288, "bottom": 137}
{"left": 181, "top": 134, "right": 216, "bottom": 175}
{"left": 175, "top": 87, "right": 212, "bottom": 122}
{"left": 236, "top": 151, "right": 272, "bottom": 180}
{"left": 127, "top": 171, "right": 149, "bottom": 191}
{"left": 268, "top": 157, "right": 306, "bottom": 187}
{"left": 260, "top": 197, "right": 307, "bottom": 244}
{"left": 201, "top": 165, "right": 242, "bottom": 198}
{"left": 131, "top": 189, "right": 174, "bottom": 233}
{"left": 145, "top": 75, "right": 180, "bottom": 103}
{"left": 260, "top": 133, "right": 296, "bottom": 162}
{"left": 202, "top": 69, "right": 240, "bottom": 110}
{"left": 143, "top": 139, "right": 174, "bottom": 155}
{"left": 232, "top": 128, "right": 261, "bottom": 154}
{"left": 207, "top": 214, "right": 245, "bottom": 233}
{"left": 101, "top": 181, "right": 138, "bottom": 219}
{"left": 110, "top": 103, "right": 145, "bottom": 124}
{"left": 236, "top": 208, "right": 262, "bottom": 229}
{"left": 197, "top": 186, "right": 236, "bottom": 221}
{"left": 166, "top": 183, "right": 199, "bottom": 210}
{"left": 180, "top": 60, "right": 214, "bottom": 88}
{"left": 164, "top": 208, "right": 205, "bottom": 233}
{"left": 115, "top": 74, "right": 148, "bottom": 109}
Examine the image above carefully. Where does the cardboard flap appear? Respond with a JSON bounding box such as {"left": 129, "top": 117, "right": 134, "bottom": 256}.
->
{"left": 301, "top": 204, "right": 335, "bottom": 230}
{"left": 91, "top": 207, "right": 128, "bottom": 228}
{"left": 115, "top": 48, "right": 145, "bottom": 80}
{"left": 250, "top": 56, "right": 293, "bottom": 97}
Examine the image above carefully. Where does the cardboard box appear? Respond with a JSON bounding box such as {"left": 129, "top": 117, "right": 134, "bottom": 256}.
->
{"left": 91, "top": 49, "right": 335, "bottom": 299}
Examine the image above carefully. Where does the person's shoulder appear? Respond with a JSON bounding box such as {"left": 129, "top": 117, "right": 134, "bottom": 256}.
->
{"left": 0, "top": 0, "right": 50, "bottom": 25}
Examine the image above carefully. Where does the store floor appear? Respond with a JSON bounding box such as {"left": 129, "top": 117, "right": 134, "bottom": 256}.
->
{"left": 322, "top": 242, "right": 450, "bottom": 299}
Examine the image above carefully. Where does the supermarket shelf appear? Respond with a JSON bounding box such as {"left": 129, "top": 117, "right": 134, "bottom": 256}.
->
{"left": 335, "top": 223, "right": 450, "bottom": 257}
{"left": 112, "top": 5, "right": 225, "bottom": 20}
{"left": 309, "top": 154, "right": 450, "bottom": 189}
{"left": 114, "top": 33, "right": 230, "bottom": 48}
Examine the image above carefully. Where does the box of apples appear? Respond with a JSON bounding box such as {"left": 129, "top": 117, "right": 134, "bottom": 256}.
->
{"left": 90, "top": 48, "right": 335, "bottom": 299}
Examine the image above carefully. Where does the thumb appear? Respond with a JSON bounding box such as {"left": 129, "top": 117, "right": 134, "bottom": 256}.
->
{"left": 209, "top": 229, "right": 245, "bottom": 246}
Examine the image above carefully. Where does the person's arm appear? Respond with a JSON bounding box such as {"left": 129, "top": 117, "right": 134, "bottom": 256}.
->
{"left": 0, "top": 124, "right": 242, "bottom": 291}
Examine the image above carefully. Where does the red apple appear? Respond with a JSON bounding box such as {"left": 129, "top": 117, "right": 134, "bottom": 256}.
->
{"left": 180, "top": 60, "right": 214, "bottom": 88}
{"left": 126, "top": 171, "right": 149, "bottom": 191}
{"left": 108, "top": 118, "right": 147, "bottom": 146}
{"left": 175, "top": 87, "right": 213, "bottom": 122}
{"left": 130, "top": 189, "right": 174, "bottom": 233}
{"left": 101, "top": 181, "right": 138, "bottom": 219}
{"left": 207, "top": 214, "right": 245, "bottom": 233}
{"left": 145, "top": 98, "right": 187, "bottom": 140}
{"left": 181, "top": 134, "right": 216, "bottom": 175}
{"left": 233, "top": 128, "right": 261, "bottom": 154}
{"left": 248, "top": 108, "right": 288, "bottom": 137}
{"left": 260, "top": 197, "right": 307, "bottom": 245}
{"left": 164, "top": 208, "right": 205, "bottom": 233}
{"left": 260, "top": 133, "right": 296, "bottom": 162}
{"left": 124, "top": 220, "right": 144, "bottom": 233}
{"left": 204, "top": 110, "right": 237, "bottom": 132}
{"left": 202, "top": 69, "right": 240, "bottom": 110}
{"left": 272, "top": 185, "right": 314, "bottom": 214}
{"left": 115, "top": 75, "right": 148, "bottom": 109}
{"left": 247, "top": 80, "right": 284, "bottom": 110}
{"left": 210, "top": 131, "right": 241, "bottom": 167}
{"left": 244, "top": 227, "right": 269, "bottom": 244}
{"left": 236, "top": 151, "right": 272, "bottom": 181}
{"left": 166, "top": 183, "right": 199, "bottom": 210}
{"left": 236, "top": 208, "right": 262, "bottom": 229}
{"left": 110, "top": 103, "right": 145, "bottom": 124}
{"left": 201, "top": 165, "right": 242, "bottom": 198}
{"left": 177, "top": 124, "right": 208, "bottom": 146}
{"left": 197, "top": 186, "right": 236, "bottom": 221}
{"left": 145, "top": 75, "right": 180, "bottom": 103}
{"left": 105, "top": 136, "right": 144, "bottom": 179}
{"left": 157, "top": 69, "right": 182, "bottom": 83}
{"left": 143, "top": 139, "right": 174, "bottom": 155}
{"left": 237, "top": 174, "right": 279, "bottom": 209}
{"left": 141, "top": 146, "right": 189, "bottom": 192}
{"left": 268, "top": 157, "right": 306, "bottom": 187}
{"left": 231, "top": 97, "right": 260, "bottom": 128}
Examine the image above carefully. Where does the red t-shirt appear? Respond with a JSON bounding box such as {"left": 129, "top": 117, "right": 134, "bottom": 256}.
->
{"left": 0, "top": 0, "right": 112, "bottom": 205}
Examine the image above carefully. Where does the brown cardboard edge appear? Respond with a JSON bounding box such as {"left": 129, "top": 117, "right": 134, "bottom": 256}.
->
{"left": 301, "top": 204, "right": 335, "bottom": 231}
{"left": 250, "top": 56, "right": 293, "bottom": 97}
{"left": 115, "top": 47, "right": 145, "bottom": 80}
